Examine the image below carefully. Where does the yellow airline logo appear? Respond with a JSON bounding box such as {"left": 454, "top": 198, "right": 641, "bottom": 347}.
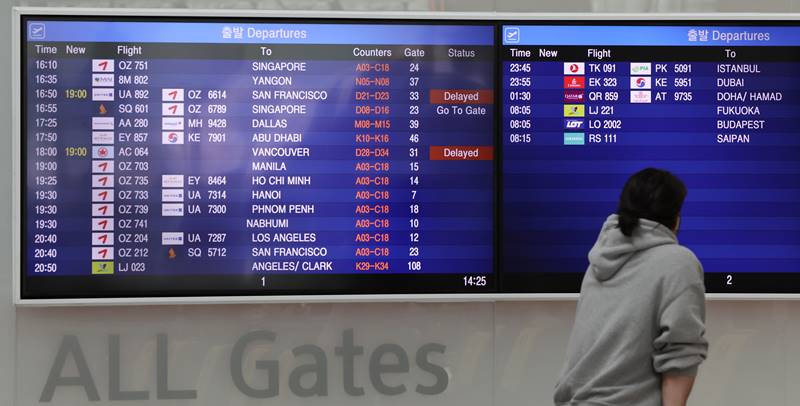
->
{"left": 92, "top": 261, "right": 114, "bottom": 275}
{"left": 564, "top": 104, "right": 585, "bottom": 117}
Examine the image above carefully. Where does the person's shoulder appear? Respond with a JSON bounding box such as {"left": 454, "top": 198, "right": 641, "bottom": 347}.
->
{"left": 648, "top": 243, "right": 704, "bottom": 282}
{"left": 651, "top": 243, "right": 700, "bottom": 265}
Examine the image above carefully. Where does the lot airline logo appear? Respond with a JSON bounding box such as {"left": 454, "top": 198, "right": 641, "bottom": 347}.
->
{"left": 564, "top": 119, "right": 585, "bottom": 130}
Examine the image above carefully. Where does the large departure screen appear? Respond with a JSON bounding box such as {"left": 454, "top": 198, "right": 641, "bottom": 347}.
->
{"left": 22, "top": 15, "right": 800, "bottom": 301}
{"left": 501, "top": 23, "right": 800, "bottom": 293}
{"left": 22, "top": 17, "right": 496, "bottom": 299}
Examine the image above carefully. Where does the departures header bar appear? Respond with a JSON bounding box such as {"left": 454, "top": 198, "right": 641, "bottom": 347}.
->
{"left": 501, "top": 25, "right": 800, "bottom": 46}
{"left": 24, "top": 20, "right": 495, "bottom": 46}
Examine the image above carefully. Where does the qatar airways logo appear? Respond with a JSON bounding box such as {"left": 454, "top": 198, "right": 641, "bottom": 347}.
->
{"left": 563, "top": 90, "right": 584, "bottom": 102}
{"left": 39, "top": 330, "right": 449, "bottom": 402}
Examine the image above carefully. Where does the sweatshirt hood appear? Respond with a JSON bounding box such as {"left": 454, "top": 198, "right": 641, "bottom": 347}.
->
{"left": 588, "top": 214, "right": 678, "bottom": 281}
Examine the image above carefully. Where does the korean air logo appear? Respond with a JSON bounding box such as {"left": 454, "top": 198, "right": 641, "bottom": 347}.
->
{"left": 564, "top": 119, "right": 585, "bottom": 130}
{"left": 162, "top": 131, "right": 184, "bottom": 145}
{"left": 631, "top": 76, "right": 652, "bottom": 89}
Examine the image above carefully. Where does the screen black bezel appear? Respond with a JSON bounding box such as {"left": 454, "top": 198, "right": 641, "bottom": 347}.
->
{"left": 19, "top": 14, "right": 800, "bottom": 300}
{"left": 497, "top": 19, "right": 800, "bottom": 294}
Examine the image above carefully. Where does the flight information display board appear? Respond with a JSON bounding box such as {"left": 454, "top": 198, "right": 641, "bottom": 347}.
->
{"left": 501, "top": 23, "right": 800, "bottom": 293}
{"left": 21, "top": 17, "right": 496, "bottom": 299}
{"left": 20, "top": 15, "right": 800, "bottom": 302}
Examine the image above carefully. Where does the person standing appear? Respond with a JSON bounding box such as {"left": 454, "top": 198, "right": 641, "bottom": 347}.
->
{"left": 554, "top": 168, "right": 708, "bottom": 406}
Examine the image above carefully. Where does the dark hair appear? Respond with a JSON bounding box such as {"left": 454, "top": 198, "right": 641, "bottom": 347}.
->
{"left": 617, "top": 168, "right": 687, "bottom": 237}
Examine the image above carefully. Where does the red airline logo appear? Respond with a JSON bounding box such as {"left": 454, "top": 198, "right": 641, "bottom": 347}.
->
{"left": 564, "top": 76, "right": 585, "bottom": 89}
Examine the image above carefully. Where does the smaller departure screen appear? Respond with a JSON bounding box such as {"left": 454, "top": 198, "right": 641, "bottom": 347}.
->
{"left": 501, "top": 23, "right": 800, "bottom": 293}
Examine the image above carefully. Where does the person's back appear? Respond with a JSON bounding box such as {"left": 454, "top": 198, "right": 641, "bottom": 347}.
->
{"left": 554, "top": 168, "right": 708, "bottom": 406}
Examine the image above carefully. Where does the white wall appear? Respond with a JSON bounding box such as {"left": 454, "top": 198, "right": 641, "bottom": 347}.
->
{"left": 2, "top": 0, "right": 16, "bottom": 402}
{"left": 5, "top": 1, "right": 800, "bottom": 405}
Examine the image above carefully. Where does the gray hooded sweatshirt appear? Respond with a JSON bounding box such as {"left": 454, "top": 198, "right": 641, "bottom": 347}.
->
{"left": 554, "top": 214, "right": 707, "bottom": 406}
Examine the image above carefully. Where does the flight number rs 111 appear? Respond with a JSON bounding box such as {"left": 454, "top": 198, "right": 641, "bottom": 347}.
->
{"left": 588, "top": 133, "right": 617, "bottom": 143}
